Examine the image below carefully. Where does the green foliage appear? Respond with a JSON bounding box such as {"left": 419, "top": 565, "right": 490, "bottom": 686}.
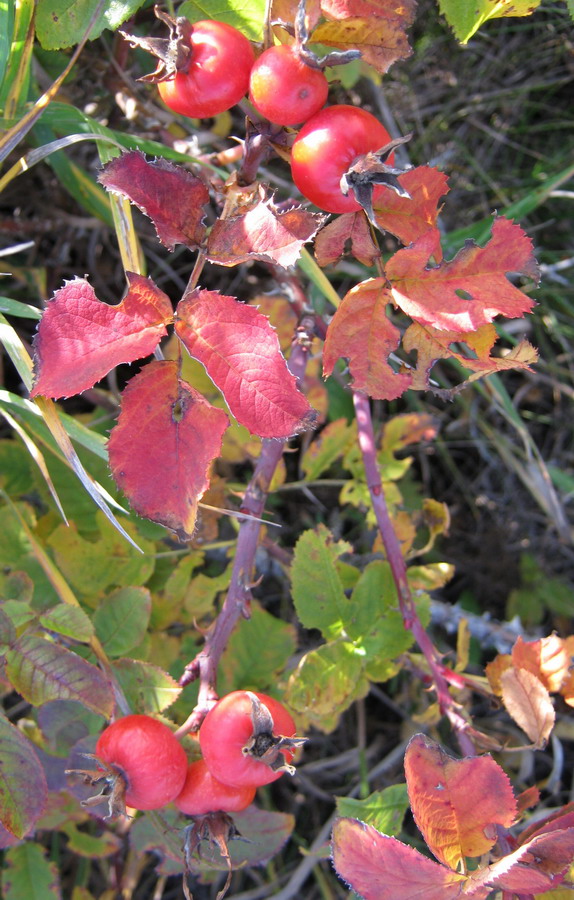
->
{"left": 438, "top": 0, "right": 542, "bottom": 42}
{"left": 336, "top": 784, "right": 409, "bottom": 836}
{"left": 35, "top": 0, "right": 147, "bottom": 50}
{"left": 179, "top": 0, "right": 266, "bottom": 41}
{"left": 1, "top": 843, "right": 61, "bottom": 899}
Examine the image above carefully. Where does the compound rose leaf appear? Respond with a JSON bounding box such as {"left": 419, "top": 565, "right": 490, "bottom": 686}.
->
{"left": 314, "top": 212, "right": 381, "bottom": 268}
{"left": 108, "top": 359, "right": 229, "bottom": 541}
{"left": 323, "top": 278, "right": 412, "bottom": 400}
{"left": 500, "top": 667, "right": 555, "bottom": 747}
{"left": 387, "top": 217, "right": 539, "bottom": 332}
{"left": 311, "top": 16, "right": 413, "bottom": 73}
{"left": 373, "top": 166, "right": 450, "bottom": 245}
{"left": 511, "top": 634, "right": 570, "bottom": 694}
{"left": 402, "top": 322, "right": 538, "bottom": 392}
{"left": 99, "top": 150, "right": 209, "bottom": 250}
{"left": 207, "top": 198, "right": 323, "bottom": 269}
{"left": 31, "top": 274, "right": 173, "bottom": 399}
{"left": 175, "top": 290, "right": 315, "bottom": 439}
{"left": 332, "top": 818, "right": 468, "bottom": 900}
{"left": 404, "top": 734, "right": 517, "bottom": 870}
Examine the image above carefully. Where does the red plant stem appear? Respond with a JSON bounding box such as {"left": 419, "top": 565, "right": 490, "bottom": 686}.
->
{"left": 352, "top": 390, "right": 476, "bottom": 756}
{"left": 176, "top": 321, "right": 314, "bottom": 735}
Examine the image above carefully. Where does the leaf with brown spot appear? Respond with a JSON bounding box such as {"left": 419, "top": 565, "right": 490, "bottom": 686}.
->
{"left": 404, "top": 733, "right": 517, "bottom": 870}
{"left": 99, "top": 150, "right": 209, "bottom": 251}
{"left": 311, "top": 17, "right": 412, "bottom": 73}
{"left": 108, "top": 359, "right": 229, "bottom": 541}
{"left": 485, "top": 653, "right": 512, "bottom": 696}
{"left": 500, "top": 667, "right": 555, "bottom": 747}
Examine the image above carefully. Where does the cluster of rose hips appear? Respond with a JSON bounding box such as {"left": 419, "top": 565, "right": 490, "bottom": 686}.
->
{"left": 80, "top": 691, "right": 301, "bottom": 819}
{"left": 123, "top": 10, "right": 398, "bottom": 216}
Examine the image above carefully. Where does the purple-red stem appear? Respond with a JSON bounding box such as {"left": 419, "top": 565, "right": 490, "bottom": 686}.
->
{"left": 176, "top": 324, "right": 313, "bottom": 735}
{"left": 352, "top": 390, "right": 476, "bottom": 757}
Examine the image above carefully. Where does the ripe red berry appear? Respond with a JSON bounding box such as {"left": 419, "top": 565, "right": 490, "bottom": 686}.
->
{"left": 95, "top": 714, "right": 188, "bottom": 810}
{"left": 199, "top": 690, "right": 301, "bottom": 787}
{"left": 157, "top": 20, "right": 254, "bottom": 119}
{"left": 291, "top": 105, "right": 393, "bottom": 213}
{"left": 249, "top": 45, "right": 328, "bottom": 126}
{"left": 175, "top": 759, "right": 256, "bottom": 815}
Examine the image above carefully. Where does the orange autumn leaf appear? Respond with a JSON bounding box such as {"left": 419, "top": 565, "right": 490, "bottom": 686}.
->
{"left": 500, "top": 667, "right": 555, "bottom": 747}
{"left": 511, "top": 634, "right": 570, "bottom": 694}
{"left": 485, "top": 653, "right": 513, "bottom": 696}
{"left": 311, "top": 16, "right": 412, "bottom": 73}
{"left": 323, "top": 278, "right": 412, "bottom": 400}
{"left": 402, "top": 321, "right": 538, "bottom": 393}
{"left": 373, "top": 166, "right": 449, "bottom": 245}
{"left": 404, "top": 734, "right": 517, "bottom": 871}
{"left": 387, "top": 217, "right": 539, "bottom": 333}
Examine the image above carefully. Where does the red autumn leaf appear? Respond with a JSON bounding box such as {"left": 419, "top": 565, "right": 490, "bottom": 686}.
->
{"left": 314, "top": 212, "right": 381, "bottom": 268}
{"left": 175, "top": 290, "right": 315, "bottom": 439}
{"left": 31, "top": 274, "right": 173, "bottom": 399}
{"left": 387, "top": 217, "right": 539, "bottom": 332}
{"left": 511, "top": 634, "right": 570, "bottom": 694}
{"left": 321, "top": 0, "right": 417, "bottom": 20}
{"left": 373, "top": 166, "right": 449, "bottom": 244}
{"left": 500, "top": 666, "right": 555, "bottom": 747}
{"left": 402, "top": 322, "right": 538, "bottom": 393}
{"left": 331, "top": 818, "right": 469, "bottom": 900}
{"left": 108, "top": 359, "right": 229, "bottom": 541}
{"left": 475, "top": 829, "right": 574, "bottom": 894}
{"left": 519, "top": 804, "right": 574, "bottom": 846}
{"left": 311, "top": 16, "right": 412, "bottom": 73}
{"left": 404, "top": 734, "right": 517, "bottom": 871}
{"left": 206, "top": 197, "right": 323, "bottom": 269}
{"left": 323, "top": 278, "right": 412, "bottom": 400}
{"left": 98, "top": 150, "right": 209, "bottom": 251}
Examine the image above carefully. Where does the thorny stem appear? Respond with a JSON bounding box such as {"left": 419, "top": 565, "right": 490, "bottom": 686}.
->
{"left": 176, "top": 321, "right": 314, "bottom": 735}
{"left": 352, "top": 390, "right": 476, "bottom": 757}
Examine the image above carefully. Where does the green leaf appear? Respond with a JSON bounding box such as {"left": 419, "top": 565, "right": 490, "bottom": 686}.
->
{"left": 94, "top": 587, "right": 151, "bottom": 657}
{"left": 438, "top": 0, "right": 542, "bottom": 42}
{"left": 291, "top": 525, "right": 352, "bottom": 638}
{"left": 0, "top": 717, "right": 48, "bottom": 838}
{"left": 179, "top": 0, "right": 266, "bottom": 41}
{"left": 111, "top": 659, "right": 182, "bottom": 713}
{"left": 35, "top": 0, "right": 147, "bottom": 50}
{"left": 5, "top": 634, "right": 114, "bottom": 717}
{"left": 0, "top": 569, "right": 34, "bottom": 604}
{"left": 0, "top": 608, "right": 16, "bottom": 647}
{"left": 218, "top": 602, "right": 297, "bottom": 695}
{"left": 0, "top": 503, "right": 60, "bottom": 608}
{"left": 47, "top": 514, "right": 155, "bottom": 597}
{"left": 0, "top": 439, "right": 35, "bottom": 495}
{"left": 342, "top": 560, "right": 398, "bottom": 639}
{"left": 1, "top": 843, "right": 61, "bottom": 899}
{"left": 301, "top": 419, "right": 356, "bottom": 482}
{"left": 183, "top": 567, "right": 231, "bottom": 620}
{"left": 39, "top": 604, "right": 94, "bottom": 642}
{"left": 0, "top": 297, "right": 42, "bottom": 319}
{"left": 60, "top": 821, "right": 121, "bottom": 858}
{"left": 336, "top": 784, "right": 409, "bottom": 837}
{"left": 285, "top": 641, "right": 369, "bottom": 733}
